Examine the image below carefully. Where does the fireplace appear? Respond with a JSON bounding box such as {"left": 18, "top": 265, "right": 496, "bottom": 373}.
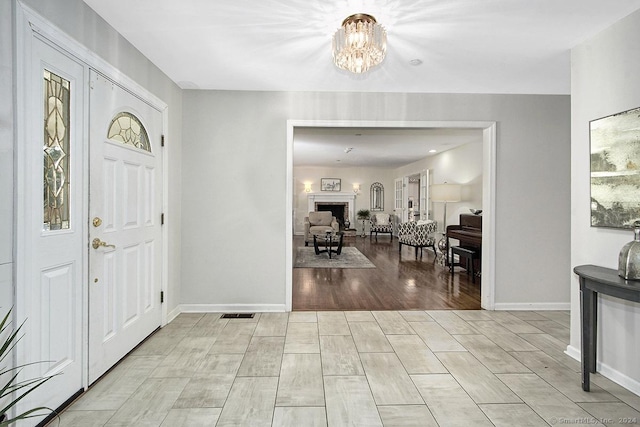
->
{"left": 316, "top": 202, "right": 348, "bottom": 229}
{"left": 307, "top": 193, "right": 356, "bottom": 230}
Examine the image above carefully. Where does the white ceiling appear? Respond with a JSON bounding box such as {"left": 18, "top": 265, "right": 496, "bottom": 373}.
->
{"left": 81, "top": 0, "right": 640, "bottom": 167}
{"left": 294, "top": 127, "right": 482, "bottom": 168}
{"left": 83, "top": 0, "right": 640, "bottom": 95}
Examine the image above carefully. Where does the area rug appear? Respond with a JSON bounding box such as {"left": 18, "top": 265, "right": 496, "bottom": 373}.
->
{"left": 294, "top": 247, "right": 376, "bottom": 269}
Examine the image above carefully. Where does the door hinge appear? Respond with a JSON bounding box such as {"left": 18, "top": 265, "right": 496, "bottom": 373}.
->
{"left": 161, "top": 213, "right": 165, "bottom": 225}
{"left": 161, "top": 291, "right": 164, "bottom": 304}
{"left": 161, "top": 135, "right": 165, "bottom": 147}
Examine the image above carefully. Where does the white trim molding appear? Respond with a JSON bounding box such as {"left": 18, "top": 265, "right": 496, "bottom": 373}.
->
{"left": 493, "top": 302, "right": 571, "bottom": 311}
{"left": 167, "top": 306, "right": 182, "bottom": 324}
{"left": 180, "top": 304, "right": 287, "bottom": 313}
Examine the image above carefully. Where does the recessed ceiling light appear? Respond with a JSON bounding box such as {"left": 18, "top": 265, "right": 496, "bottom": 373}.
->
{"left": 429, "top": 149, "right": 437, "bottom": 153}
{"left": 409, "top": 59, "right": 423, "bottom": 66}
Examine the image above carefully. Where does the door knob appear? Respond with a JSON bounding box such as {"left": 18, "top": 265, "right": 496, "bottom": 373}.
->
{"left": 92, "top": 238, "right": 116, "bottom": 250}
{"left": 92, "top": 217, "right": 102, "bottom": 227}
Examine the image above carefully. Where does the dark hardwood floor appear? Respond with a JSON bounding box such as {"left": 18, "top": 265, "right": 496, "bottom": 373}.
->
{"left": 292, "top": 234, "right": 482, "bottom": 311}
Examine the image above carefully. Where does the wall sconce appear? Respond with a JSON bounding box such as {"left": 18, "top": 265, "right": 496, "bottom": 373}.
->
{"left": 304, "top": 183, "right": 312, "bottom": 193}
{"left": 353, "top": 183, "right": 360, "bottom": 193}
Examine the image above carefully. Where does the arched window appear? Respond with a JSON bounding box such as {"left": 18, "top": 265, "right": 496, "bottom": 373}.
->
{"left": 107, "top": 112, "right": 151, "bottom": 152}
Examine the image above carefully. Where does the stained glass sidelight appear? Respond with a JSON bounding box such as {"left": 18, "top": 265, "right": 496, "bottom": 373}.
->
{"left": 43, "top": 70, "right": 71, "bottom": 231}
{"left": 107, "top": 112, "right": 151, "bottom": 152}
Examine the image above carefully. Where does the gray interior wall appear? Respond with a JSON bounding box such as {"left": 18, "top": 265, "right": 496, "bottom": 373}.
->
{"left": 571, "top": 9, "right": 640, "bottom": 388}
{"left": 182, "top": 90, "right": 571, "bottom": 307}
{"left": 20, "top": 0, "right": 184, "bottom": 314}
{"left": 0, "top": 0, "right": 14, "bottom": 311}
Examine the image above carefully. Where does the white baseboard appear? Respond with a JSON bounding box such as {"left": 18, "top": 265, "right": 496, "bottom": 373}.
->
{"left": 565, "top": 345, "right": 640, "bottom": 397}
{"left": 179, "top": 304, "right": 287, "bottom": 313}
{"left": 167, "top": 305, "right": 181, "bottom": 324}
{"left": 493, "top": 302, "right": 571, "bottom": 311}
{"left": 565, "top": 344, "right": 581, "bottom": 362}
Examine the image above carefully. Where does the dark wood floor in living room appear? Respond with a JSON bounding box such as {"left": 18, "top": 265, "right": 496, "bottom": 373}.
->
{"left": 293, "top": 235, "right": 481, "bottom": 311}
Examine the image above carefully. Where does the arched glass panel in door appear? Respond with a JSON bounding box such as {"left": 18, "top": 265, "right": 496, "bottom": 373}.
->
{"left": 107, "top": 112, "right": 151, "bottom": 152}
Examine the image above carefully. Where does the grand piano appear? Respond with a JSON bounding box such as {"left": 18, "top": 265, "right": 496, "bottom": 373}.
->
{"left": 446, "top": 213, "right": 482, "bottom": 269}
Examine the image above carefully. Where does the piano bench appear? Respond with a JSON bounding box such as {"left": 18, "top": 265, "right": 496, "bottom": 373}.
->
{"left": 450, "top": 246, "right": 480, "bottom": 284}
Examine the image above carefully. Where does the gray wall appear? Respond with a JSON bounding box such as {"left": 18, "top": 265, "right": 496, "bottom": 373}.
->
{"left": 570, "top": 9, "right": 640, "bottom": 389}
{"left": 9, "top": 0, "right": 184, "bottom": 314}
{"left": 0, "top": 0, "right": 14, "bottom": 311}
{"left": 181, "top": 91, "right": 571, "bottom": 307}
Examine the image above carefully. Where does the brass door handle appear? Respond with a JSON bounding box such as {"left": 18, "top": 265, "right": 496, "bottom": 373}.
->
{"left": 92, "top": 238, "right": 116, "bottom": 250}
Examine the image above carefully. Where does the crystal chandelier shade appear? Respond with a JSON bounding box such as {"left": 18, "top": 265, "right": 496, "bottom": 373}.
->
{"left": 332, "top": 14, "right": 387, "bottom": 74}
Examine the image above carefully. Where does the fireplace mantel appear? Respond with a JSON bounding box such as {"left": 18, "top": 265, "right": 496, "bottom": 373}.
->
{"left": 307, "top": 193, "right": 357, "bottom": 227}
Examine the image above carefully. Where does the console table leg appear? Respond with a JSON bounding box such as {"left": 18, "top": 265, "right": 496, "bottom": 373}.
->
{"left": 580, "top": 283, "right": 592, "bottom": 392}
{"left": 590, "top": 292, "right": 598, "bottom": 374}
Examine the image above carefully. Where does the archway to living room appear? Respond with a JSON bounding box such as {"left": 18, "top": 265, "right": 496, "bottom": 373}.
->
{"left": 285, "top": 120, "right": 497, "bottom": 312}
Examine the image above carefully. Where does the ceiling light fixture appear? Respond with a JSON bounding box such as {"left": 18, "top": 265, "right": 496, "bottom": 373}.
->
{"left": 332, "top": 13, "right": 387, "bottom": 74}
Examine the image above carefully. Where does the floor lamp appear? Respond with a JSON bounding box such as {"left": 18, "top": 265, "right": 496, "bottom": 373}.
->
{"left": 431, "top": 183, "right": 462, "bottom": 265}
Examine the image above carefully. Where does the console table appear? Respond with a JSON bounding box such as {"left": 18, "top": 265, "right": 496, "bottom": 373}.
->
{"left": 573, "top": 264, "right": 640, "bottom": 391}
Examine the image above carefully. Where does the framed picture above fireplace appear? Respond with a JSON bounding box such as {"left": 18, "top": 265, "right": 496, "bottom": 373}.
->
{"left": 321, "top": 178, "right": 341, "bottom": 192}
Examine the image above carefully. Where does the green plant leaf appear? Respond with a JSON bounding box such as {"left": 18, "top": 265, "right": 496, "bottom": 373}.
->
{"left": 0, "top": 405, "right": 55, "bottom": 426}
{"left": 0, "top": 308, "right": 57, "bottom": 425}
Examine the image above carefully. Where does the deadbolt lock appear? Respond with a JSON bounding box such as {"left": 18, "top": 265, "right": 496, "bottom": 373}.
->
{"left": 92, "top": 217, "right": 102, "bottom": 227}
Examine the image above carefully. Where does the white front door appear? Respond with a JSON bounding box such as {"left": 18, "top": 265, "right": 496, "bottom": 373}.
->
{"left": 17, "top": 36, "right": 86, "bottom": 416}
{"left": 88, "top": 71, "right": 163, "bottom": 383}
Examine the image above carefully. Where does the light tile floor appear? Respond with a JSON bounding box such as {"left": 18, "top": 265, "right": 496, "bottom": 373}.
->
{"left": 53, "top": 310, "right": 640, "bottom": 426}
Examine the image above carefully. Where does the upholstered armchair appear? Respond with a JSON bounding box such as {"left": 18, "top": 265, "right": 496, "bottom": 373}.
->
{"left": 304, "top": 211, "right": 340, "bottom": 246}
{"left": 398, "top": 220, "right": 438, "bottom": 258}
{"left": 370, "top": 213, "right": 393, "bottom": 239}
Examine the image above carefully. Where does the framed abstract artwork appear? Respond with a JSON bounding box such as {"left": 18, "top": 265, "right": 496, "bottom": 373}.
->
{"left": 321, "top": 178, "right": 341, "bottom": 192}
{"left": 590, "top": 106, "right": 640, "bottom": 228}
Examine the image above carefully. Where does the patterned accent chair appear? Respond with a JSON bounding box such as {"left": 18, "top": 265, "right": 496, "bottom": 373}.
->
{"left": 370, "top": 213, "right": 393, "bottom": 239}
{"left": 304, "top": 211, "right": 340, "bottom": 246}
{"left": 398, "top": 220, "right": 438, "bottom": 259}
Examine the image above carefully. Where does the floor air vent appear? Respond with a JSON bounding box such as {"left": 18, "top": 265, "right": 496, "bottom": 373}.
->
{"left": 221, "top": 313, "right": 255, "bottom": 319}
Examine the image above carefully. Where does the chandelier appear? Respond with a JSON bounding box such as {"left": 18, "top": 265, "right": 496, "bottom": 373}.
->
{"left": 332, "top": 13, "right": 387, "bottom": 74}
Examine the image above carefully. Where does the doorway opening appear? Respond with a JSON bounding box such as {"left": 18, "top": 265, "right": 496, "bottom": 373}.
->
{"left": 286, "top": 120, "right": 497, "bottom": 312}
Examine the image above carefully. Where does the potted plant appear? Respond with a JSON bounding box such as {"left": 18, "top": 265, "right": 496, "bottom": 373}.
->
{"left": 357, "top": 209, "right": 371, "bottom": 237}
{"left": 1, "top": 308, "right": 56, "bottom": 426}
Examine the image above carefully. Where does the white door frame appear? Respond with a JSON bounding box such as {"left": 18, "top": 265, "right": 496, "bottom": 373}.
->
{"left": 420, "top": 171, "right": 429, "bottom": 221}
{"left": 286, "top": 120, "right": 497, "bottom": 311}
{"left": 15, "top": 2, "right": 170, "bottom": 398}
{"left": 394, "top": 177, "right": 405, "bottom": 225}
